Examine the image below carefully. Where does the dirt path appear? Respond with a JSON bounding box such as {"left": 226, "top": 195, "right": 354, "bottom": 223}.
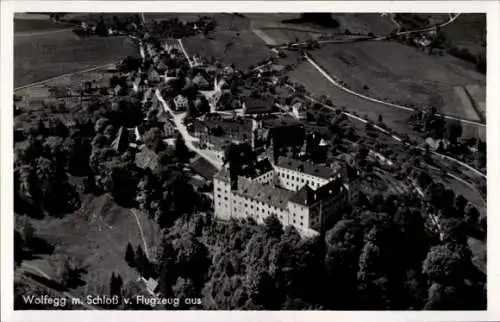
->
{"left": 130, "top": 209, "right": 151, "bottom": 260}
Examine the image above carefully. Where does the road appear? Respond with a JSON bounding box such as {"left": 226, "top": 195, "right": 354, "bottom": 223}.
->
{"left": 155, "top": 89, "right": 223, "bottom": 170}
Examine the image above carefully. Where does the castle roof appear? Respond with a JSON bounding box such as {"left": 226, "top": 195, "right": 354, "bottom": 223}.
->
{"left": 235, "top": 177, "right": 294, "bottom": 210}
{"left": 276, "top": 157, "right": 336, "bottom": 180}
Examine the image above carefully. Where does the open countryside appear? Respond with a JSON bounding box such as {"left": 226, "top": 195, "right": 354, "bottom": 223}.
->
{"left": 13, "top": 12, "right": 486, "bottom": 311}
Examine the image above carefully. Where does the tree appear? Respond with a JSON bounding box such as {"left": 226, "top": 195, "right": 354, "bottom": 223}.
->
{"left": 19, "top": 215, "right": 35, "bottom": 242}
{"left": 425, "top": 282, "right": 466, "bottom": 310}
{"left": 57, "top": 256, "right": 86, "bottom": 289}
{"left": 174, "top": 135, "right": 190, "bottom": 163}
{"left": 264, "top": 214, "right": 283, "bottom": 238}
{"left": 125, "top": 242, "right": 135, "bottom": 267}
{"left": 422, "top": 243, "right": 472, "bottom": 284}
{"left": 464, "top": 204, "right": 480, "bottom": 226}
{"left": 110, "top": 272, "right": 123, "bottom": 298}
{"left": 14, "top": 230, "right": 24, "bottom": 268}
{"left": 135, "top": 245, "right": 151, "bottom": 277}
{"left": 439, "top": 218, "right": 467, "bottom": 244}
{"left": 445, "top": 120, "right": 462, "bottom": 144}
{"left": 95, "top": 117, "right": 110, "bottom": 134}
{"left": 143, "top": 126, "right": 164, "bottom": 153}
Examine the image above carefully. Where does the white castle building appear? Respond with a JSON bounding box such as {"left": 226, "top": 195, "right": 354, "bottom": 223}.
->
{"left": 213, "top": 156, "right": 359, "bottom": 236}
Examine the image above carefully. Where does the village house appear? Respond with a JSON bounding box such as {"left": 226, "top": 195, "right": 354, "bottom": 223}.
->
{"left": 242, "top": 97, "right": 275, "bottom": 116}
{"left": 112, "top": 126, "right": 141, "bottom": 153}
{"left": 173, "top": 94, "right": 189, "bottom": 111}
{"left": 193, "top": 114, "right": 255, "bottom": 146}
{"left": 192, "top": 74, "right": 211, "bottom": 90}
{"left": 163, "top": 120, "right": 176, "bottom": 138}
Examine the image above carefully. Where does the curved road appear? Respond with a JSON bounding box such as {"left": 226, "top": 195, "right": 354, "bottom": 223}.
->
{"left": 130, "top": 209, "right": 151, "bottom": 260}
{"left": 305, "top": 54, "right": 484, "bottom": 127}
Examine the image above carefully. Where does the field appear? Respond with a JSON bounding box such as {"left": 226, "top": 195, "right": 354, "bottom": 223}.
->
{"left": 441, "top": 13, "right": 486, "bottom": 57}
{"left": 330, "top": 13, "right": 397, "bottom": 35}
{"left": 287, "top": 61, "right": 420, "bottom": 140}
{"left": 309, "top": 41, "right": 486, "bottom": 121}
{"left": 22, "top": 194, "right": 160, "bottom": 297}
{"left": 182, "top": 30, "right": 271, "bottom": 70}
{"left": 14, "top": 30, "right": 136, "bottom": 88}
{"left": 14, "top": 19, "right": 72, "bottom": 33}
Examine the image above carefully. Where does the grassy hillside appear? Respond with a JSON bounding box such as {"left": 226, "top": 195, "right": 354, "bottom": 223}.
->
{"left": 14, "top": 30, "right": 136, "bottom": 87}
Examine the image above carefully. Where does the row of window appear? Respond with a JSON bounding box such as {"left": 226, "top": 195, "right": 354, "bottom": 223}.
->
{"left": 276, "top": 170, "right": 323, "bottom": 189}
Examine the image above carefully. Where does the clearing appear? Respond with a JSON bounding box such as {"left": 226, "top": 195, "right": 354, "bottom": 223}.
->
{"left": 14, "top": 30, "right": 136, "bottom": 88}
{"left": 309, "top": 41, "right": 485, "bottom": 121}
{"left": 182, "top": 30, "right": 271, "bottom": 70}
{"left": 22, "top": 194, "right": 161, "bottom": 298}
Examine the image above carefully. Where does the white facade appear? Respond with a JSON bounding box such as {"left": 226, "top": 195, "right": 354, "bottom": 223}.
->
{"left": 213, "top": 159, "right": 350, "bottom": 236}
{"left": 291, "top": 102, "right": 307, "bottom": 120}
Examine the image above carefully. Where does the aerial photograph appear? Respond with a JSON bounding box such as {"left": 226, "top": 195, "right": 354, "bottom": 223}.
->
{"left": 13, "top": 12, "right": 486, "bottom": 310}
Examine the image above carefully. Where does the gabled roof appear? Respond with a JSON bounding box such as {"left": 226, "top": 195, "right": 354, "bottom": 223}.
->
{"left": 244, "top": 97, "right": 274, "bottom": 114}
{"left": 112, "top": 126, "right": 131, "bottom": 152}
{"left": 192, "top": 75, "right": 210, "bottom": 88}
{"left": 235, "top": 177, "right": 294, "bottom": 210}
{"left": 276, "top": 156, "right": 337, "bottom": 180}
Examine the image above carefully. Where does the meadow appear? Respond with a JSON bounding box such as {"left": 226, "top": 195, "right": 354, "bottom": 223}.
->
{"left": 182, "top": 30, "right": 271, "bottom": 70}
{"left": 310, "top": 41, "right": 485, "bottom": 121}
{"left": 14, "top": 30, "right": 136, "bottom": 88}
{"left": 24, "top": 194, "right": 160, "bottom": 298}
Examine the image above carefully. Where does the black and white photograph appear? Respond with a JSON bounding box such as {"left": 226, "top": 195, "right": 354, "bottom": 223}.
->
{"left": 1, "top": 1, "right": 499, "bottom": 321}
